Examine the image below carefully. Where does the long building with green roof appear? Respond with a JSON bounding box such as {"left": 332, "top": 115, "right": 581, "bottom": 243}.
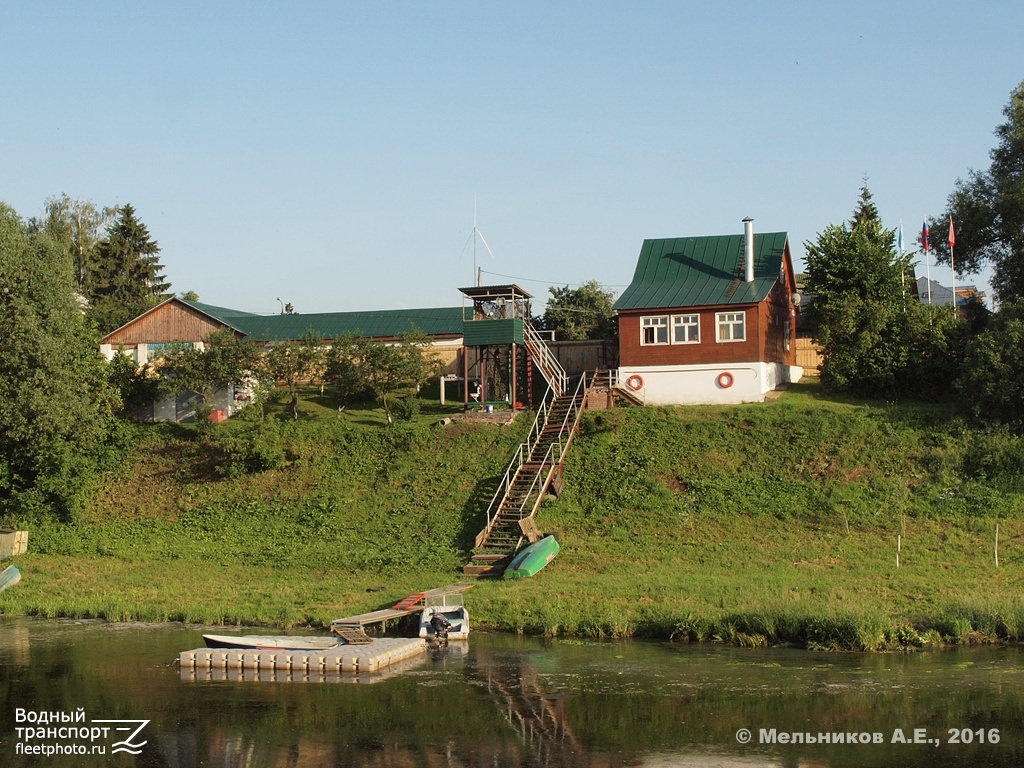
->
{"left": 100, "top": 298, "right": 465, "bottom": 353}
{"left": 98, "top": 297, "right": 470, "bottom": 422}
{"left": 180, "top": 300, "right": 465, "bottom": 342}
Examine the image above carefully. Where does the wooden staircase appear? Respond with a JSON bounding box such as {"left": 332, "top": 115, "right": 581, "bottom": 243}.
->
{"left": 523, "top": 321, "right": 568, "bottom": 396}
{"left": 464, "top": 371, "right": 596, "bottom": 576}
{"left": 589, "top": 368, "right": 644, "bottom": 407}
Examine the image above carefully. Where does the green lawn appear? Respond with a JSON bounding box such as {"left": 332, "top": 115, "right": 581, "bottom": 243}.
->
{"left": 4, "top": 382, "right": 1024, "bottom": 650}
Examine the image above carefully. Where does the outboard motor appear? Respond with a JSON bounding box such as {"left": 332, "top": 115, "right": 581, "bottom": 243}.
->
{"left": 429, "top": 612, "right": 452, "bottom": 643}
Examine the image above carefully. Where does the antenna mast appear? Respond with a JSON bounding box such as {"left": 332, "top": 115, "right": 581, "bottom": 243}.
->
{"left": 471, "top": 194, "right": 495, "bottom": 286}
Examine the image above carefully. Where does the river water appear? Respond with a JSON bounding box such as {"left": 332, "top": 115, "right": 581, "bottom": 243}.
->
{"left": 1, "top": 617, "right": 1022, "bottom": 767}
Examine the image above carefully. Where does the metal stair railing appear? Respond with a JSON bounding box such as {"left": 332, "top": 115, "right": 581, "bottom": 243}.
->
{"left": 604, "top": 368, "right": 645, "bottom": 405}
{"left": 525, "top": 384, "right": 557, "bottom": 455}
{"left": 475, "top": 442, "right": 527, "bottom": 549}
{"left": 474, "top": 385, "right": 557, "bottom": 548}
{"left": 474, "top": 373, "right": 592, "bottom": 549}
{"left": 523, "top": 321, "right": 567, "bottom": 395}
{"left": 534, "top": 372, "right": 589, "bottom": 463}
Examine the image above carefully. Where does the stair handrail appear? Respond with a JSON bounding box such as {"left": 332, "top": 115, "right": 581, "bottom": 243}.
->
{"left": 475, "top": 442, "right": 526, "bottom": 548}
{"left": 514, "top": 373, "right": 594, "bottom": 521}
{"left": 475, "top": 385, "right": 559, "bottom": 546}
{"left": 475, "top": 372, "right": 597, "bottom": 549}
{"left": 530, "top": 372, "right": 590, "bottom": 465}
{"left": 507, "top": 439, "right": 563, "bottom": 521}
{"left": 523, "top": 321, "right": 568, "bottom": 395}
{"left": 525, "top": 383, "right": 557, "bottom": 452}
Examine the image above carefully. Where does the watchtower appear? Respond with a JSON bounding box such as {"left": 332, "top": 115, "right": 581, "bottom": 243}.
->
{"left": 459, "top": 284, "right": 534, "bottom": 409}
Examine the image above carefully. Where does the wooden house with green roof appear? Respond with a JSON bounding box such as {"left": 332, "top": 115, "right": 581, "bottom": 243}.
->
{"left": 614, "top": 218, "right": 803, "bottom": 405}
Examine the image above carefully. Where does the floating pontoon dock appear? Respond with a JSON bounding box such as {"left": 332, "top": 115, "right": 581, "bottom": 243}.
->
{"left": 179, "top": 650, "right": 430, "bottom": 685}
{"left": 178, "top": 636, "right": 426, "bottom": 675}
{"left": 179, "top": 584, "right": 475, "bottom": 679}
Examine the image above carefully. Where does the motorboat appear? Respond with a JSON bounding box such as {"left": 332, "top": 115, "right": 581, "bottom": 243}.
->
{"left": 418, "top": 593, "right": 469, "bottom": 641}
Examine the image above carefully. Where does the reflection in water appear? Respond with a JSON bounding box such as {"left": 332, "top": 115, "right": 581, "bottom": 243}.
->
{"left": 474, "top": 644, "right": 583, "bottom": 765}
{"left": 2, "top": 623, "right": 29, "bottom": 667}
{"left": 2, "top": 618, "right": 1024, "bottom": 767}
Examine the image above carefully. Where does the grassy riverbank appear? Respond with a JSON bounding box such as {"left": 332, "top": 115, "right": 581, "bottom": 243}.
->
{"left": 3, "top": 381, "right": 1024, "bottom": 650}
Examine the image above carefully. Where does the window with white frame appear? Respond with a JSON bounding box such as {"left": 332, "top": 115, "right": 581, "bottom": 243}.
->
{"left": 716, "top": 311, "right": 746, "bottom": 342}
{"left": 672, "top": 314, "right": 700, "bottom": 344}
{"left": 641, "top": 316, "right": 669, "bottom": 345}
{"left": 784, "top": 319, "right": 791, "bottom": 351}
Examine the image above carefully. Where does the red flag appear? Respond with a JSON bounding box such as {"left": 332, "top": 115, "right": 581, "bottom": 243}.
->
{"left": 922, "top": 221, "right": 929, "bottom": 252}
{"left": 948, "top": 216, "right": 955, "bottom": 249}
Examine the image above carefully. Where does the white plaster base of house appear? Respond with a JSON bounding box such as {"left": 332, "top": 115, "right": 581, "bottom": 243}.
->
{"left": 618, "top": 362, "right": 804, "bottom": 406}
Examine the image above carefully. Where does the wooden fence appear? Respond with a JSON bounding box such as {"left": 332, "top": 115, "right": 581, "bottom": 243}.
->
{"left": 795, "top": 338, "right": 822, "bottom": 376}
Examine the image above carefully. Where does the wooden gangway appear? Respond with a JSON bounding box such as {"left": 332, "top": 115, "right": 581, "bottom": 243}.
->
{"left": 329, "top": 583, "right": 474, "bottom": 632}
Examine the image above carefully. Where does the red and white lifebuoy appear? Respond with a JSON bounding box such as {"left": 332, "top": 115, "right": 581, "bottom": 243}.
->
{"left": 717, "top": 371, "right": 735, "bottom": 389}
{"left": 626, "top": 374, "right": 644, "bottom": 391}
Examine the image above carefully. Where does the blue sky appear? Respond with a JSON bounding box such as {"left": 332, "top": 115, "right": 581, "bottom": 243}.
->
{"left": 4, "top": 2, "right": 1021, "bottom": 313}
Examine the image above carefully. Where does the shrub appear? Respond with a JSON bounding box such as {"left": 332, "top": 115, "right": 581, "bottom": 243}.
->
{"left": 215, "top": 421, "right": 286, "bottom": 477}
{"left": 393, "top": 396, "right": 421, "bottom": 422}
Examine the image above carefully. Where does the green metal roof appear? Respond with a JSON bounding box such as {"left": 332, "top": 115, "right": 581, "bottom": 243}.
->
{"left": 186, "top": 301, "right": 261, "bottom": 326}
{"left": 181, "top": 300, "right": 465, "bottom": 341}
{"left": 613, "top": 232, "right": 789, "bottom": 311}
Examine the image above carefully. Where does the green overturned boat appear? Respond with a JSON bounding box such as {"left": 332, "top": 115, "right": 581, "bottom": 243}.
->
{"left": 503, "top": 535, "right": 559, "bottom": 579}
{"left": 0, "top": 565, "right": 21, "bottom": 593}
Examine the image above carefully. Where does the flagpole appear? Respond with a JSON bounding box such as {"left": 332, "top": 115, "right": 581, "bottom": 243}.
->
{"left": 923, "top": 220, "right": 932, "bottom": 304}
{"left": 898, "top": 220, "right": 906, "bottom": 305}
{"left": 949, "top": 216, "right": 956, "bottom": 315}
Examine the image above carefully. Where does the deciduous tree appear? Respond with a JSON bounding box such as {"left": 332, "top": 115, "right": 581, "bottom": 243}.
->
{"left": 0, "top": 203, "right": 121, "bottom": 521}
{"left": 540, "top": 280, "right": 617, "bottom": 340}
{"left": 28, "top": 193, "right": 113, "bottom": 296}
{"left": 956, "top": 301, "right": 1024, "bottom": 426}
{"left": 156, "top": 328, "right": 259, "bottom": 424}
{"left": 929, "top": 80, "right": 1024, "bottom": 305}
{"left": 327, "top": 331, "right": 441, "bottom": 422}
{"left": 261, "top": 330, "right": 327, "bottom": 419}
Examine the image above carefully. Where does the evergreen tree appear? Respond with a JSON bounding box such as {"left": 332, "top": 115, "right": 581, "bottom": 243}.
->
{"left": 805, "top": 186, "right": 935, "bottom": 396}
{"left": 90, "top": 204, "right": 171, "bottom": 332}
{"left": 851, "top": 178, "right": 880, "bottom": 226}
{"left": 0, "top": 203, "right": 121, "bottom": 522}
{"left": 929, "top": 80, "right": 1024, "bottom": 304}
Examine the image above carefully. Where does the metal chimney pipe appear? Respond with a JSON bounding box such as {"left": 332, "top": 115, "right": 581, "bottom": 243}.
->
{"left": 742, "top": 217, "right": 755, "bottom": 283}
